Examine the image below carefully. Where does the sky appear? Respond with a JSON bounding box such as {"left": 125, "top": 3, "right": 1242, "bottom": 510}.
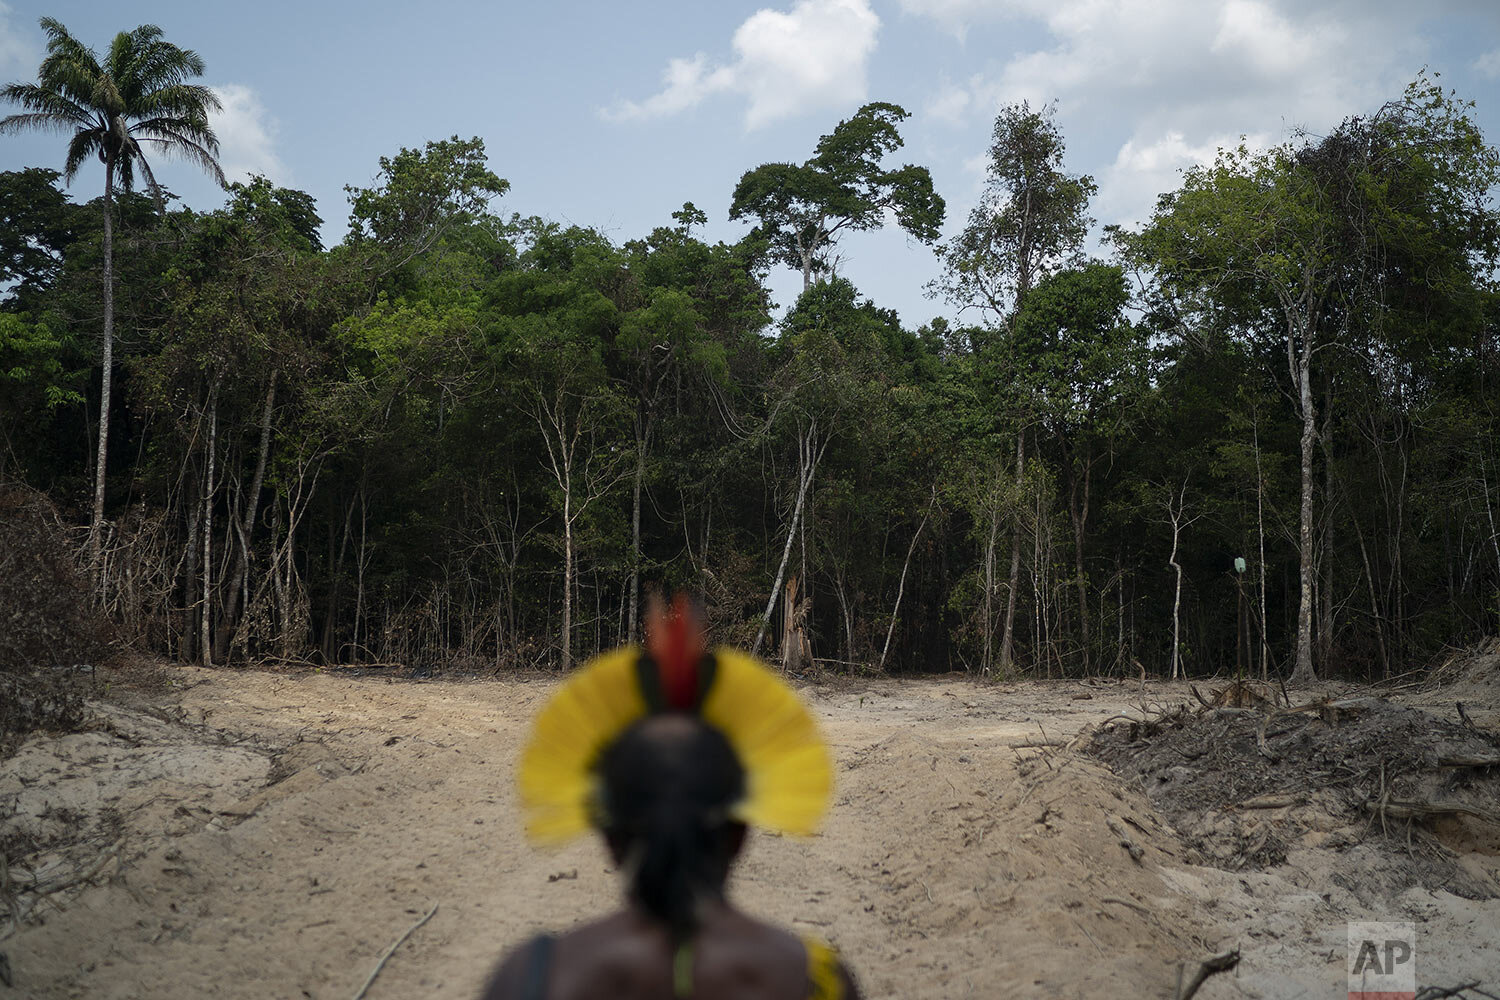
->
{"left": 2, "top": 0, "right": 1499, "bottom": 328}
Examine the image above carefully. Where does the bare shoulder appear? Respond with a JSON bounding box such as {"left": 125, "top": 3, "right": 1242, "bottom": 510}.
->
{"left": 714, "top": 907, "right": 806, "bottom": 958}
{"left": 476, "top": 933, "right": 548, "bottom": 1000}
{"left": 478, "top": 915, "right": 633, "bottom": 1000}
{"left": 709, "top": 909, "right": 866, "bottom": 998}
{"left": 837, "top": 960, "right": 864, "bottom": 1000}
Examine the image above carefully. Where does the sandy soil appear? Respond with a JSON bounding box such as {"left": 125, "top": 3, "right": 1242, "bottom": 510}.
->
{"left": 2, "top": 662, "right": 1497, "bottom": 999}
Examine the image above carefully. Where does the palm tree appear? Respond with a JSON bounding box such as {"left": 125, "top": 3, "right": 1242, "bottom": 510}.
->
{"left": 1, "top": 18, "right": 225, "bottom": 567}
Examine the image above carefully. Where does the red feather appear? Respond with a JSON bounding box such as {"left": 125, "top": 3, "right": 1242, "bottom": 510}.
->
{"left": 646, "top": 593, "right": 705, "bottom": 710}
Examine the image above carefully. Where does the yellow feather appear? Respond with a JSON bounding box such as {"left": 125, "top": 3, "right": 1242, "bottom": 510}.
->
{"left": 516, "top": 644, "right": 832, "bottom": 845}
{"left": 703, "top": 649, "right": 832, "bottom": 836}
{"left": 518, "top": 647, "right": 648, "bottom": 844}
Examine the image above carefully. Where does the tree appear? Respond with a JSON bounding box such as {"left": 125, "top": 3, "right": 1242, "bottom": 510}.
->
{"left": 934, "top": 102, "right": 1096, "bottom": 328}
{"left": 749, "top": 278, "right": 897, "bottom": 664}
{"left": 135, "top": 179, "right": 331, "bottom": 664}
{"left": 487, "top": 226, "right": 632, "bottom": 668}
{"left": 1011, "top": 263, "right": 1151, "bottom": 672}
{"left": 2, "top": 18, "right": 225, "bottom": 567}
{"left": 1126, "top": 76, "right": 1500, "bottom": 683}
{"left": 730, "top": 102, "right": 944, "bottom": 292}
{"left": 935, "top": 101, "right": 1095, "bottom": 673}
{"left": 344, "top": 135, "right": 509, "bottom": 286}
{"left": 0, "top": 168, "right": 81, "bottom": 311}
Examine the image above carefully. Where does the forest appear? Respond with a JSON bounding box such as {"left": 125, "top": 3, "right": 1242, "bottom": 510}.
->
{"left": 3, "top": 26, "right": 1498, "bottom": 686}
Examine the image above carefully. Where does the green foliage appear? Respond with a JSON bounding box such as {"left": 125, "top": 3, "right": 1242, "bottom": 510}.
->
{"left": 346, "top": 135, "right": 508, "bottom": 249}
{"left": 0, "top": 168, "right": 79, "bottom": 306}
{"left": 0, "top": 312, "right": 85, "bottom": 408}
{"left": 936, "top": 102, "right": 1096, "bottom": 325}
{"left": 730, "top": 102, "right": 944, "bottom": 287}
{"left": 1, "top": 72, "right": 1497, "bottom": 683}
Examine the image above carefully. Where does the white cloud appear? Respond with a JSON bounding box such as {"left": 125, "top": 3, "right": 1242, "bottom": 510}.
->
{"left": 1212, "top": 0, "right": 1334, "bottom": 78}
{"left": 0, "top": 2, "right": 40, "bottom": 81}
{"left": 1095, "top": 129, "right": 1272, "bottom": 229}
{"left": 896, "top": 0, "right": 1036, "bottom": 37}
{"left": 603, "top": 0, "right": 881, "bottom": 129}
{"left": 926, "top": 79, "right": 972, "bottom": 123}
{"left": 1476, "top": 47, "right": 1500, "bottom": 79}
{"left": 208, "top": 84, "right": 285, "bottom": 184}
{"left": 903, "top": 0, "right": 1434, "bottom": 228}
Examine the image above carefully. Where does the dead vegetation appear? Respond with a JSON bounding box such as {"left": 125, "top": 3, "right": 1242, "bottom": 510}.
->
{"left": 0, "top": 485, "right": 111, "bottom": 758}
{"left": 1088, "top": 681, "right": 1500, "bottom": 897}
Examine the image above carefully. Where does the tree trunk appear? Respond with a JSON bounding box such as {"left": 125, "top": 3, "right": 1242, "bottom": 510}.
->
{"left": 89, "top": 157, "right": 116, "bottom": 571}
{"left": 998, "top": 429, "right": 1024, "bottom": 670}
{"left": 1317, "top": 409, "right": 1336, "bottom": 670}
{"left": 1067, "top": 451, "right": 1092, "bottom": 673}
{"left": 982, "top": 493, "right": 999, "bottom": 674}
{"left": 222, "top": 372, "right": 277, "bottom": 644}
{"left": 1292, "top": 346, "right": 1318, "bottom": 684}
{"left": 201, "top": 387, "right": 218, "bottom": 667}
{"left": 752, "top": 422, "right": 826, "bottom": 658}
{"left": 1253, "top": 414, "right": 1270, "bottom": 681}
{"left": 780, "top": 575, "right": 810, "bottom": 670}
{"left": 627, "top": 413, "right": 649, "bottom": 645}
{"left": 561, "top": 461, "right": 574, "bottom": 669}
{"left": 1481, "top": 448, "right": 1500, "bottom": 635}
{"left": 179, "top": 499, "right": 201, "bottom": 662}
{"left": 879, "top": 486, "right": 935, "bottom": 671}
{"left": 1167, "top": 480, "right": 1189, "bottom": 681}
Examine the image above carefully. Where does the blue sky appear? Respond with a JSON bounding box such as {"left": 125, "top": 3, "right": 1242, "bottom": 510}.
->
{"left": 3, "top": 0, "right": 1499, "bottom": 328}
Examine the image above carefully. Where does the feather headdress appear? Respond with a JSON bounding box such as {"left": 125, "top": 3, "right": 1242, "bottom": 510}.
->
{"left": 518, "top": 595, "right": 832, "bottom": 844}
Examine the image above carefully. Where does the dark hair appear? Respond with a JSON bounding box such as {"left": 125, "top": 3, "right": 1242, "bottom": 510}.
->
{"left": 597, "top": 714, "right": 746, "bottom": 937}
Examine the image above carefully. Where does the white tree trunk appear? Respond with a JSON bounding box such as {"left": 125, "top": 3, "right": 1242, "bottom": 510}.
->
{"left": 1165, "top": 478, "right": 1194, "bottom": 681}
{"left": 1292, "top": 346, "right": 1318, "bottom": 684}
{"left": 201, "top": 388, "right": 218, "bottom": 667}
{"left": 89, "top": 158, "right": 116, "bottom": 571}
{"left": 561, "top": 461, "right": 574, "bottom": 669}
{"left": 1253, "top": 414, "right": 1270, "bottom": 681}
{"left": 627, "top": 416, "right": 648, "bottom": 645}
{"left": 752, "top": 423, "right": 826, "bottom": 658}
{"left": 998, "top": 429, "right": 1024, "bottom": 671}
{"left": 879, "top": 486, "right": 935, "bottom": 671}
{"left": 982, "top": 497, "right": 999, "bottom": 673}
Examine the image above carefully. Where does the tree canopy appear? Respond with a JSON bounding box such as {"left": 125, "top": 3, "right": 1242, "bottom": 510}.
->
{"left": 3, "top": 64, "right": 1498, "bottom": 686}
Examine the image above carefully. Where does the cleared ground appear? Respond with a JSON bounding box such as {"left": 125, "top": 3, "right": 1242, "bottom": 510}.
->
{"left": 2, "top": 657, "right": 1497, "bottom": 999}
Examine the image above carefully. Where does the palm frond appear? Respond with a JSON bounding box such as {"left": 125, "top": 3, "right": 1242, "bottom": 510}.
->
{"left": 63, "top": 128, "right": 105, "bottom": 182}
{"left": 0, "top": 82, "right": 91, "bottom": 124}
{"left": 10, "top": 18, "right": 224, "bottom": 191}
{"left": 132, "top": 83, "right": 221, "bottom": 120}
{"left": 128, "top": 142, "right": 166, "bottom": 210}
{"left": 122, "top": 34, "right": 206, "bottom": 99}
{"left": 38, "top": 18, "right": 99, "bottom": 69}
{"left": 135, "top": 126, "right": 226, "bottom": 186}
{"left": 36, "top": 20, "right": 103, "bottom": 108}
{"left": 0, "top": 110, "right": 80, "bottom": 137}
{"left": 115, "top": 153, "right": 135, "bottom": 192}
{"left": 134, "top": 112, "right": 220, "bottom": 153}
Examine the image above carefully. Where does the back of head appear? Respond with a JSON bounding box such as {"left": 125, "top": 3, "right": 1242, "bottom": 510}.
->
{"left": 597, "top": 713, "right": 746, "bottom": 938}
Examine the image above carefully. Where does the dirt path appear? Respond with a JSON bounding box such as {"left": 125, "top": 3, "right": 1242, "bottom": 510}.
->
{"left": 3, "top": 666, "right": 1497, "bottom": 999}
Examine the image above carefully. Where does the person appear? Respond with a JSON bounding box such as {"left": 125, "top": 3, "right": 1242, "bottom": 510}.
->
{"left": 481, "top": 596, "right": 861, "bottom": 1000}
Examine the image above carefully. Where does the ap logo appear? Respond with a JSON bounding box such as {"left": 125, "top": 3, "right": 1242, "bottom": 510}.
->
{"left": 1348, "top": 921, "right": 1415, "bottom": 1000}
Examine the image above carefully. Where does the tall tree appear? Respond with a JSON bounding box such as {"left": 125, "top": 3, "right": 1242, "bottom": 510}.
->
{"left": 936, "top": 101, "right": 1095, "bottom": 672}
{"left": 1011, "top": 263, "right": 1152, "bottom": 672}
{"left": 934, "top": 102, "right": 1096, "bottom": 328}
{"left": 730, "top": 102, "right": 944, "bottom": 292}
{"left": 1126, "top": 77, "right": 1500, "bottom": 683}
{"left": 2, "top": 18, "right": 225, "bottom": 566}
